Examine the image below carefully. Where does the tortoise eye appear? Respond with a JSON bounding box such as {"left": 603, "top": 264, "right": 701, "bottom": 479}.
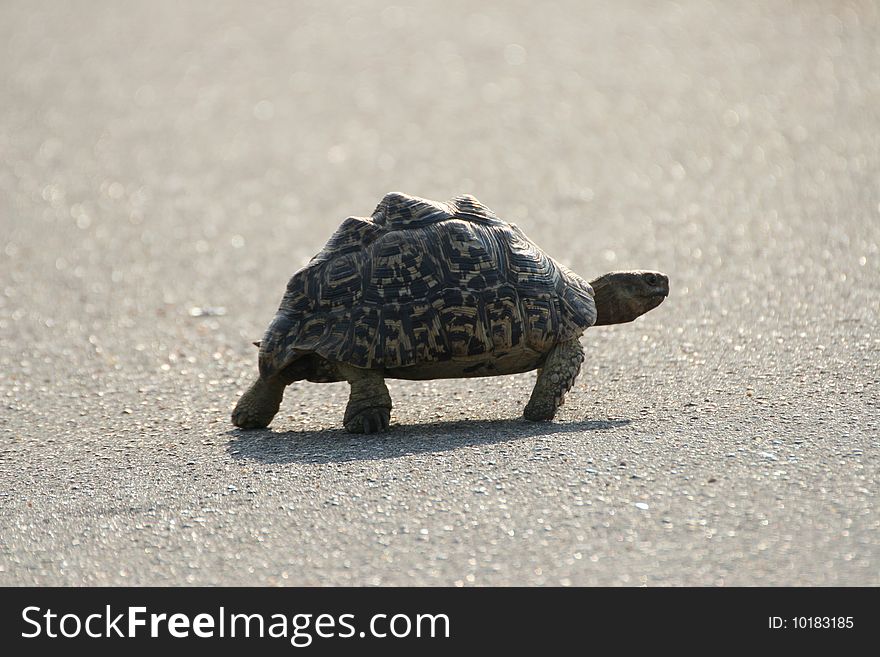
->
{"left": 644, "top": 273, "right": 658, "bottom": 286}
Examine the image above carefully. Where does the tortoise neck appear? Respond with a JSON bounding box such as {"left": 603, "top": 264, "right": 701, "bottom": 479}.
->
{"left": 589, "top": 273, "right": 619, "bottom": 326}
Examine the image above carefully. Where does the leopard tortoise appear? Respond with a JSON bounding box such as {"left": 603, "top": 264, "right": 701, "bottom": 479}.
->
{"left": 232, "top": 192, "right": 669, "bottom": 433}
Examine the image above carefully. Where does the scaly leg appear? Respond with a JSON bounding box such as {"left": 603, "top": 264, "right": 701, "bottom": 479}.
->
{"left": 231, "top": 376, "right": 286, "bottom": 429}
{"left": 523, "top": 339, "right": 584, "bottom": 421}
{"left": 338, "top": 364, "right": 393, "bottom": 433}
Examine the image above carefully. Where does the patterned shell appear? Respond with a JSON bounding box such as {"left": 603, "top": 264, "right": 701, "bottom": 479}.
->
{"left": 259, "top": 193, "right": 597, "bottom": 378}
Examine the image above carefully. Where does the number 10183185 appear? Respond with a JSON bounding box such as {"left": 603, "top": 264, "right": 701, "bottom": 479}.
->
{"left": 769, "top": 617, "right": 854, "bottom": 630}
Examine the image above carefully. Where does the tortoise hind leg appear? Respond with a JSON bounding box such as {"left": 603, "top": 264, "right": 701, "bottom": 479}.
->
{"left": 338, "top": 364, "right": 393, "bottom": 433}
{"left": 523, "top": 339, "right": 585, "bottom": 421}
{"left": 232, "top": 376, "right": 286, "bottom": 429}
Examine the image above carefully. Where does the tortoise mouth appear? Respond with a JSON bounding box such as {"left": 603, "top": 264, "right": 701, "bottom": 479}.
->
{"left": 641, "top": 292, "right": 667, "bottom": 311}
{"left": 646, "top": 284, "right": 669, "bottom": 299}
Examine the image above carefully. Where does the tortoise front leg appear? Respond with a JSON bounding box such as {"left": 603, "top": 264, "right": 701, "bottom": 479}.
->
{"left": 523, "top": 339, "right": 584, "bottom": 421}
{"left": 337, "top": 364, "right": 393, "bottom": 433}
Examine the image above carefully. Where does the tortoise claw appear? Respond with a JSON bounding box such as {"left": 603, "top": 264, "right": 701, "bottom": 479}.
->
{"left": 344, "top": 407, "right": 391, "bottom": 434}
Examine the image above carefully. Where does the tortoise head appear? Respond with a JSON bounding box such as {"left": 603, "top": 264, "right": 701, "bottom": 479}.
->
{"left": 589, "top": 270, "right": 669, "bottom": 326}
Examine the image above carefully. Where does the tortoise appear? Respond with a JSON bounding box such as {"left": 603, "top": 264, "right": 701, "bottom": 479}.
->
{"left": 232, "top": 192, "right": 668, "bottom": 433}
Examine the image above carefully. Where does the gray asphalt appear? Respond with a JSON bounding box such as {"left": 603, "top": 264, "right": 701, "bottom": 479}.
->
{"left": 1, "top": 0, "right": 878, "bottom": 586}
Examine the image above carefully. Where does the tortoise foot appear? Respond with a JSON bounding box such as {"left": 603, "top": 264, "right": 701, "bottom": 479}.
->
{"left": 231, "top": 377, "right": 284, "bottom": 429}
{"left": 523, "top": 340, "right": 583, "bottom": 422}
{"left": 523, "top": 402, "right": 557, "bottom": 422}
{"left": 344, "top": 407, "right": 391, "bottom": 434}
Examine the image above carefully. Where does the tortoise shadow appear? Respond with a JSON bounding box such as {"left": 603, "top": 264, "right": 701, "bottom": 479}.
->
{"left": 225, "top": 417, "right": 631, "bottom": 464}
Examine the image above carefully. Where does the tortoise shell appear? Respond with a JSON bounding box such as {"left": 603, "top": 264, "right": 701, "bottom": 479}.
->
{"left": 258, "top": 193, "right": 597, "bottom": 380}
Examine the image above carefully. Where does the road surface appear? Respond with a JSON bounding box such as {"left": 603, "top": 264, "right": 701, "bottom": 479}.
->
{"left": 1, "top": 0, "right": 878, "bottom": 585}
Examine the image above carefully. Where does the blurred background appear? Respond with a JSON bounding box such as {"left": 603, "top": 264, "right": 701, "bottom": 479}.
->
{"left": 0, "top": 1, "right": 877, "bottom": 585}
